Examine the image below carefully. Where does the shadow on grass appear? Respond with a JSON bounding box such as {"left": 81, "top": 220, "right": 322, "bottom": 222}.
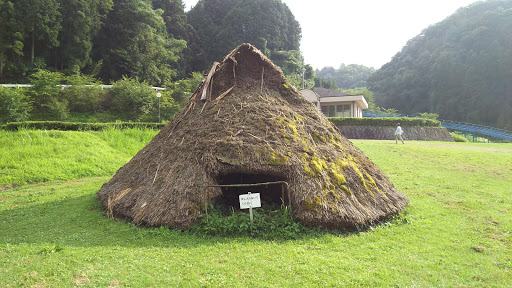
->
{"left": 0, "top": 191, "right": 411, "bottom": 247}
{"left": 1, "top": 194, "right": 210, "bottom": 248}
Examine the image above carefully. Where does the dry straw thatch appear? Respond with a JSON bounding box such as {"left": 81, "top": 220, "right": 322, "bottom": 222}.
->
{"left": 97, "top": 43, "right": 408, "bottom": 229}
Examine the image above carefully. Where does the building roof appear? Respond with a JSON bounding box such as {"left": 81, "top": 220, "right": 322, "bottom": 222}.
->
{"left": 300, "top": 88, "right": 368, "bottom": 109}
{"left": 313, "top": 88, "right": 355, "bottom": 98}
{"left": 299, "top": 89, "right": 319, "bottom": 103}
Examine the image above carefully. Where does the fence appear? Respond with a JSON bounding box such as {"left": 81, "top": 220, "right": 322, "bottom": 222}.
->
{"left": 0, "top": 84, "right": 166, "bottom": 90}
{"left": 362, "top": 111, "right": 512, "bottom": 141}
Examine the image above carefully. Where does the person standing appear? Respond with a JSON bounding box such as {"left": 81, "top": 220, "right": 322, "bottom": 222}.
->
{"left": 395, "top": 123, "right": 405, "bottom": 144}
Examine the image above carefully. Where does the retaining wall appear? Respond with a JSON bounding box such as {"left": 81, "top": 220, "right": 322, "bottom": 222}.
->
{"left": 337, "top": 126, "right": 454, "bottom": 142}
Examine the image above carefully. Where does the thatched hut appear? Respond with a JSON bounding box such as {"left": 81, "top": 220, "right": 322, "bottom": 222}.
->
{"left": 97, "top": 44, "right": 408, "bottom": 229}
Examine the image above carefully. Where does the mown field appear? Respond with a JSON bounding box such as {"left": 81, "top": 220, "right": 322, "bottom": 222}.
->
{"left": 1, "top": 129, "right": 511, "bottom": 287}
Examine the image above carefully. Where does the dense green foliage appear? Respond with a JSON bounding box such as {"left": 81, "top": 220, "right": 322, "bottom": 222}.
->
{"left": 0, "top": 0, "right": 305, "bottom": 87}
{"left": 27, "top": 69, "right": 68, "bottom": 119}
{"left": 2, "top": 117, "right": 439, "bottom": 132}
{"left": 1, "top": 135, "right": 511, "bottom": 286}
{"left": 0, "top": 86, "right": 31, "bottom": 122}
{"left": 0, "top": 70, "right": 198, "bottom": 124}
{"left": 187, "top": 0, "right": 302, "bottom": 72}
{"left": 1, "top": 121, "right": 165, "bottom": 131}
{"left": 164, "top": 71, "right": 204, "bottom": 105}
{"left": 63, "top": 74, "right": 104, "bottom": 113}
{"left": 316, "top": 64, "right": 376, "bottom": 89}
{"left": 341, "top": 87, "right": 377, "bottom": 111}
{"left": 451, "top": 132, "right": 470, "bottom": 142}
{"left": 106, "top": 78, "right": 160, "bottom": 121}
{"left": 190, "top": 203, "right": 305, "bottom": 239}
{"left": 92, "top": 0, "right": 186, "bottom": 85}
{"left": 3, "top": 0, "right": 510, "bottom": 131}
{"left": 152, "top": 0, "right": 199, "bottom": 78}
{"left": 329, "top": 117, "right": 441, "bottom": 127}
{"left": 313, "top": 76, "right": 338, "bottom": 90}
{"left": 0, "top": 0, "right": 113, "bottom": 82}
{"left": 368, "top": 0, "right": 512, "bottom": 130}
{"left": 0, "top": 0, "right": 193, "bottom": 84}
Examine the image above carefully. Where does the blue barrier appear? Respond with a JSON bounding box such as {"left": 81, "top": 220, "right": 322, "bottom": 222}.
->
{"left": 362, "top": 111, "right": 512, "bottom": 141}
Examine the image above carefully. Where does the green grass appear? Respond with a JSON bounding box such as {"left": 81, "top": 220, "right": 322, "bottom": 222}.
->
{"left": 0, "top": 128, "right": 158, "bottom": 185}
{"left": 1, "top": 134, "right": 511, "bottom": 287}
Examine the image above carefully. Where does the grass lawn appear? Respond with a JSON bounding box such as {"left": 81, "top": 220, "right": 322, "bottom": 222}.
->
{"left": 1, "top": 131, "right": 511, "bottom": 287}
{"left": 0, "top": 128, "right": 156, "bottom": 185}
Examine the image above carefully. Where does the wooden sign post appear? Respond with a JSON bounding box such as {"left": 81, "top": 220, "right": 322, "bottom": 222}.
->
{"left": 239, "top": 192, "right": 261, "bottom": 223}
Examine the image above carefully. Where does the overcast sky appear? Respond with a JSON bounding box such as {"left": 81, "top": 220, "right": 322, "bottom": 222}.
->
{"left": 182, "top": 0, "right": 480, "bottom": 69}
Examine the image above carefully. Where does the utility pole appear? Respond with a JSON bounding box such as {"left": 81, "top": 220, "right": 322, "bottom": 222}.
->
{"left": 156, "top": 92, "right": 161, "bottom": 123}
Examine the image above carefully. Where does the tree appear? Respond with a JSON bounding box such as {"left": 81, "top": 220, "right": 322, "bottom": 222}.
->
{"left": 64, "top": 73, "right": 104, "bottom": 113}
{"left": 164, "top": 71, "right": 203, "bottom": 105}
{"left": 92, "top": 0, "right": 186, "bottom": 85}
{"left": 314, "top": 77, "right": 337, "bottom": 90}
{"left": 368, "top": 0, "right": 512, "bottom": 129}
{"left": 342, "top": 87, "right": 376, "bottom": 111}
{"left": 152, "top": 0, "right": 189, "bottom": 39}
{"left": 316, "top": 64, "right": 375, "bottom": 89}
{"left": 271, "top": 50, "right": 302, "bottom": 76}
{"left": 13, "top": 0, "right": 61, "bottom": 68}
{"left": 55, "top": 0, "right": 113, "bottom": 73}
{"left": 0, "top": 1, "right": 24, "bottom": 83}
{"left": 187, "top": 0, "right": 301, "bottom": 72}
{"left": 151, "top": 0, "right": 198, "bottom": 77}
{"left": 27, "top": 69, "right": 68, "bottom": 119}
{"left": 107, "top": 77, "right": 155, "bottom": 121}
{"left": 0, "top": 86, "right": 31, "bottom": 123}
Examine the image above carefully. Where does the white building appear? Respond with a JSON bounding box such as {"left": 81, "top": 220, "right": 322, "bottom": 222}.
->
{"left": 299, "top": 88, "right": 368, "bottom": 118}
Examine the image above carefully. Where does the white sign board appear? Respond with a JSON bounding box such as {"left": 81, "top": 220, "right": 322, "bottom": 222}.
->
{"left": 239, "top": 193, "right": 261, "bottom": 209}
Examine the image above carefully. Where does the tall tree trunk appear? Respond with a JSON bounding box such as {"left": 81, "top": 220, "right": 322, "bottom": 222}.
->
{"left": 0, "top": 57, "right": 3, "bottom": 83}
{"left": 31, "top": 30, "right": 35, "bottom": 67}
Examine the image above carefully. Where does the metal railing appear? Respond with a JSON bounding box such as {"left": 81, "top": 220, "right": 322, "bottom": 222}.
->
{"left": 440, "top": 120, "right": 512, "bottom": 141}
{"left": 0, "top": 84, "right": 166, "bottom": 90}
{"left": 362, "top": 111, "right": 512, "bottom": 141}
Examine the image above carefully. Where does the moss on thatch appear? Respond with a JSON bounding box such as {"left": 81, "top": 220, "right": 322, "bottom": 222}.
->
{"left": 97, "top": 43, "right": 408, "bottom": 229}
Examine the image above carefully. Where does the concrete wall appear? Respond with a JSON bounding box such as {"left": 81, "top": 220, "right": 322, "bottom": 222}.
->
{"left": 337, "top": 126, "right": 454, "bottom": 142}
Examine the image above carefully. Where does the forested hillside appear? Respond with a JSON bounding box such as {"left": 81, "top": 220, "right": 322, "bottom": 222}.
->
{"left": 0, "top": 0, "right": 303, "bottom": 86}
{"left": 316, "top": 64, "right": 376, "bottom": 90}
{"left": 0, "top": 0, "right": 193, "bottom": 85}
{"left": 2, "top": 0, "right": 511, "bottom": 129}
{"left": 187, "top": 0, "right": 302, "bottom": 75}
{"left": 368, "top": 0, "right": 512, "bottom": 130}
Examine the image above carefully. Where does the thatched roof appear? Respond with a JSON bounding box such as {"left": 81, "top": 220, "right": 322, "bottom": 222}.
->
{"left": 97, "top": 43, "right": 408, "bottom": 229}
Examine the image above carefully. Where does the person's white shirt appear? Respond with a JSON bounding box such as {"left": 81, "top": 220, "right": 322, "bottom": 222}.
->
{"left": 395, "top": 126, "right": 403, "bottom": 135}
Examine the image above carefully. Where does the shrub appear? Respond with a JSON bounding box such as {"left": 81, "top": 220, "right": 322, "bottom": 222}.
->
{"left": 450, "top": 133, "right": 469, "bottom": 142}
{"left": 152, "top": 91, "right": 181, "bottom": 122}
{"left": 27, "top": 69, "right": 69, "bottom": 120}
{"left": 64, "top": 74, "right": 105, "bottom": 113}
{"left": 107, "top": 77, "right": 155, "bottom": 121}
{"left": 0, "top": 86, "right": 31, "bottom": 123}
{"left": 189, "top": 203, "right": 305, "bottom": 240}
{"left": 419, "top": 112, "right": 439, "bottom": 120}
{"left": 1, "top": 121, "right": 165, "bottom": 131}
{"left": 164, "top": 72, "right": 204, "bottom": 106}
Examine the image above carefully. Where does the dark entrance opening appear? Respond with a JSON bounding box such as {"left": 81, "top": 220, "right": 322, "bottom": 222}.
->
{"left": 214, "top": 173, "right": 289, "bottom": 209}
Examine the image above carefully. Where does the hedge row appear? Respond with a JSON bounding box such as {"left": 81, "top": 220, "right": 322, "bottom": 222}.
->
{"left": 1, "top": 121, "right": 166, "bottom": 131}
{"left": 328, "top": 117, "right": 441, "bottom": 127}
{"left": 1, "top": 117, "right": 441, "bottom": 131}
